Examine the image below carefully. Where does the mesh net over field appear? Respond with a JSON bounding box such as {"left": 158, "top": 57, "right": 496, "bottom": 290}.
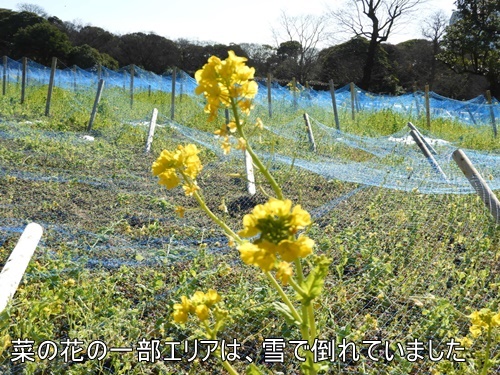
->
{"left": 1, "top": 57, "right": 499, "bottom": 374}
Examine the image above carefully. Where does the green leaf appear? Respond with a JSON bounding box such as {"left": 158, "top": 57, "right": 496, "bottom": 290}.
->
{"left": 272, "top": 302, "right": 300, "bottom": 326}
{"left": 135, "top": 253, "right": 144, "bottom": 262}
{"left": 300, "top": 255, "right": 332, "bottom": 304}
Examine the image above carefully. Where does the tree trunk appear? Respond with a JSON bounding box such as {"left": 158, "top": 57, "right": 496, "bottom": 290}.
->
{"left": 361, "top": 37, "right": 378, "bottom": 90}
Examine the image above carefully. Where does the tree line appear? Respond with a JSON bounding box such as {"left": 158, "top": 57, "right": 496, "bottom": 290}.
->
{"left": 0, "top": 0, "right": 498, "bottom": 99}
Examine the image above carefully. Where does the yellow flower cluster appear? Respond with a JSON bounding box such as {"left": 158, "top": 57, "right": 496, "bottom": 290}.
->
{"left": 152, "top": 144, "right": 202, "bottom": 195}
{"left": 238, "top": 198, "right": 314, "bottom": 272}
{"left": 173, "top": 289, "right": 222, "bottom": 324}
{"left": 469, "top": 308, "right": 500, "bottom": 337}
{"left": 195, "top": 51, "right": 258, "bottom": 121}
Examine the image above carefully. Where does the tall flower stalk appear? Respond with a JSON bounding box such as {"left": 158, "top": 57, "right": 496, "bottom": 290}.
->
{"left": 152, "top": 51, "right": 331, "bottom": 374}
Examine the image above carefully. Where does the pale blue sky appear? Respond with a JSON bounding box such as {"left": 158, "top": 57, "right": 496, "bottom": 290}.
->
{"left": 2, "top": 0, "right": 457, "bottom": 46}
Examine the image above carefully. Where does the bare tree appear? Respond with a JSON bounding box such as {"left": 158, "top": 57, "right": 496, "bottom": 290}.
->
{"left": 421, "top": 10, "right": 448, "bottom": 89}
{"left": 16, "top": 3, "right": 49, "bottom": 18}
{"left": 271, "top": 11, "right": 330, "bottom": 82}
{"left": 330, "top": 0, "right": 425, "bottom": 89}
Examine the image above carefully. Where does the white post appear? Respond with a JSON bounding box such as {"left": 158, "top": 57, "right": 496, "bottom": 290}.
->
{"left": 0, "top": 223, "right": 43, "bottom": 313}
{"left": 452, "top": 149, "right": 500, "bottom": 223}
{"left": 303, "top": 113, "right": 317, "bottom": 152}
{"left": 245, "top": 151, "right": 256, "bottom": 196}
{"left": 145, "top": 108, "right": 158, "bottom": 153}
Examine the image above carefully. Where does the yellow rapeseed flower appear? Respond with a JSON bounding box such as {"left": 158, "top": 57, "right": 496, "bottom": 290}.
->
{"left": 276, "top": 262, "right": 293, "bottom": 285}
{"left": 195, "top": 51, "right": 258, "bottom": 121}
{"left": 277, "top": 236, "right": 315, "bottom": 262}
{"left": 152, "top": 144, "right": 203, "bottom": 190}
{"left": 195, "top": 304, "right": 210, "bottom": 321}
{"left": 183, "top": 182, "right": 200, "bottom": 196}
{"left": 238, "top": 241, "right": 276, "bottom": 271}
{"left": 172, "top": 295, "right": 193, "bottom": 324}
{"left": 205, "top": 289, "right": 222, "bottom": 307}
{"left": 175, "top": 206, "right": 186, "bottom": 218}
{"left": 469, "top": 308, "right": 500, "bottom": 337}
{"left": 239, "top": 198, "right": 311, "bottom": 240}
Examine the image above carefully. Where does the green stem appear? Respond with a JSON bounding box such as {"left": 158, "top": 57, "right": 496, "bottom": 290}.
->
{"left": 192, "top": 189, "right": 242, "bottom": 245}
{"left": 480, "top": 326, "right": 492, "bottom": 375}
{"left": 307, "top": 303, "right": 317, "bottom": 342}
{"left": 221, "top": 360, "right": 240, "bottom": 375}
{"left": 288, "top": 277, "right": 307, "bottom": 299}
{"left": 294, "top": 259, "right": 305, "bottom": 284}
{"left": 230, "top": 99, "right": 283, "bottom": 200}
{"left": 265, "top": 271, "right": 302, "bottom": 324}
{"left": 202, "top": 320, "right": 240, "bottom": 375}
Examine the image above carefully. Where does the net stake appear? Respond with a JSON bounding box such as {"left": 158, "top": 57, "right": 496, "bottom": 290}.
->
{"left": 425, "top": 84, "right": 431, "bottom": 129}
{"left": 130, "top": 64, "right": 134, "bottom": 108}
{"left": 452, "top": 149, "right": 500, "bottom": 223}
{"left": 267, "top": 73, "right": 272, "bottom": 118}
{"left": 145, "top": 108, "right": 158, "bottom": 153}
{"left": 45, "top": 57, "right": 57, "bottom": 116}
{"left": 171, "top": 67, "right": 176, "bottom": 120}
{"left": 2, "top": 56, "right": 7, "bottom": 95}
{"left": 87, "top": 79, "right": 105, "bottom": 132}
{"left": 486, "top": 90, "right": 497, "bottom": 138}
{"left": 303, "top": 113, "right": 317, "bottom": 152}
{"left": 292, "top": 77, "right": 297, "bottom": 111}
{"left": 350, "top": 82, "right": 356, "bottom": 120}
{"left": 21, "top": 57, "right": 27, "bottom": 104}
{"left": 0, "top": 223, "right": 43, "bottom": 313}
{"left": 329, "top": 80, "right": 340, "bottom": 131}
{"left": 409, "top": 129, "right": 447, "bottom": 181}
{"left": 407, "top": 122, "right": 437, "bottom": 155}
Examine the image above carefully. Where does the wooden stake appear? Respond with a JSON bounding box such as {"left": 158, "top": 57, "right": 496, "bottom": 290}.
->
{"left": 72, "top": 65, "right": 77, "bottom": 92}
{"left": 409, "top": 129, "right": 447, "bottom": 180}
{"left": 292, "top": 77, "right": 297, "bottom": 110}
{"left": 144, "top": 108, "right": 158, "bottom": 153}
{"left": 329, "top": 80, "right": 340, "bottom": 131}
{"left": 45, "top": 57, "right": 57, "bottom": 116}
{"left": 130, "top": 64, "right": 134, "bottom": 108}
{"left": 2, "top": 56, "right": 6, "bottom": 95}
{"left": 267, "top": 73, "right": 272, "bottom": 118}
{"left": 407, "top": 122, "right": 437, "bottom": 155}
{"left": 452, "top": 149, "right": 500, "bottom": 223}
{"left": 425, "top": 84, "right": 431, "bottom": 129}
{"left": 303, "top": 113, "right": 317, "bottom": 152}
{"left": 148, "top": 84, "right": 151, "bottom": 97}
{"left": 21, "top": 57, "right": 27, "bottom": 104}
{"left": 350, "top": 82, "right": 356, "bottom": 120}
{"left": 87, "top": 79, "right": 105, "bottom": 132}
{"left": 0, "top": 223, "right": 43, "bottom": 313}
{"left": 170, "top": 67, "right": 176, "bottom": 120}
{"left": 486, "top": 90, "right": 497, "bottom": 138}
{"left": 97, "top": 64, "right": 102, "bottom": 81}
